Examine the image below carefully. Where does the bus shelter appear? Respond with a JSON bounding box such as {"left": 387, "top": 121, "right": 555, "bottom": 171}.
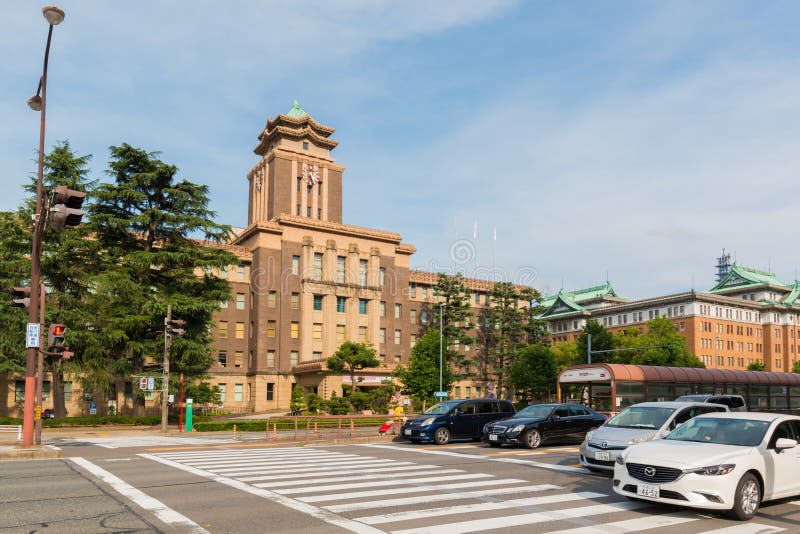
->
{"left": 558, "top": 363, "right": 800, "bottom": 414}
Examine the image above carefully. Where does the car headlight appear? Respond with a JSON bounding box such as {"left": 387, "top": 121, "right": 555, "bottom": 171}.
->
{"left": 510, "top": 424, "right": 526, "bottom": 433}
{"left": 585, "top": 431, "right": 594, "bottom": 442}
{"left": 615, "top": 455, "right": 626, "bottom": 465}
{"left": 626, "top": 433, "right": 655, "bottom": 445}
{"left": 482, "top": 424, "right": 489, "bottom": 433}
{"left": 686, "top": 464, "right": 736, "bottom": 476}
{"left": 421, "top": 417, "right": 436, "bottom": 426}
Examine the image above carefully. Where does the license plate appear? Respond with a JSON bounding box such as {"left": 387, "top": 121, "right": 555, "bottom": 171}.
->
{"left": 489, "top": 434, "right": 498, "bottom": 441}
{"left": 637, "top": 483, "right": 659, "bottom": 498}
{"left": 594, "top": 451, "right": 610, "bottom": 461}
{"left": 404, "top": 429, "right": 411, "bottom": 436}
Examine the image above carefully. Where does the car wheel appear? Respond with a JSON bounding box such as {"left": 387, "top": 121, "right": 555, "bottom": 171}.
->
{"left": 729, "top": 472, "right": 761, "bottom": 521}
{"left": 521, "top": 429, "right": 542, "bottom": 449}
{"left": 434, "top": 427, "right": 451, "bottom": 445}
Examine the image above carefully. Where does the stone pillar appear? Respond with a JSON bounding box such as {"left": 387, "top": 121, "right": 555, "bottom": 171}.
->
{"left": 301, "top": 237, "right": 314, "bottom": 362}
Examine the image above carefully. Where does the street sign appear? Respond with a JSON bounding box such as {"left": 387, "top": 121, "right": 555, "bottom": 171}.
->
{"left": 90, "top": 402, "right": 97, "bottom": 415}
{"left": 140, "top": 377, "right": 148, "bottom": 390}
{"left": 147, "top": 377, "right": 155, "bottom": 391}
{"left": 26, "top": 323, "right": 40, "bottom": 348}
{"left": 434, "top": 391, "right": 448, "bottom": 398}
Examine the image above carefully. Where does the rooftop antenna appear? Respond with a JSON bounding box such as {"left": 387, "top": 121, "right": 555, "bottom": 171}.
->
{"left": 715, "top": 248, "right": 731, "bottom": 282}
{"left": 691, "top": 273, "right": 695, "bottom": 291}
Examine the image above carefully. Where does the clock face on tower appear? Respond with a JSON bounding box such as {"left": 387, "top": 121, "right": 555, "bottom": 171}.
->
{"left": 303, "top": 163, "right": 320, "bottom": 185}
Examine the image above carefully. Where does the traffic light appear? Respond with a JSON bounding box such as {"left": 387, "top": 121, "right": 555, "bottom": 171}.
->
{"left": 10, "top": 286, "right": 31, "bottom": 309}
{"left": 47, "top": 323, "right": 66, "bottom": 350}
{"left": 167, "top": 318, "right": 186, "bottom": 336}
{"left": 49, "top": 185, "right": 85, "bottom": 232}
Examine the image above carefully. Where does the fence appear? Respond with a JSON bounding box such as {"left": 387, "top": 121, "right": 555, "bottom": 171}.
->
{"left": 260, "top": 414, "right": 411, "bottom": 443}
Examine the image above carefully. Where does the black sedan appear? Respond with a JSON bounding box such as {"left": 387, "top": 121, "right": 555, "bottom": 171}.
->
{"left": 482, "top": 403, "right": 607, "bottom": 449}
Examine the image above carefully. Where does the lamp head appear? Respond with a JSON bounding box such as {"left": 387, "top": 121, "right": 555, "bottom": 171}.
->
{"left": 42, "top": 5, "right": 65, "bottom": 26}
{"left": 27, "top": 95, "right": 42, "bottom": 111}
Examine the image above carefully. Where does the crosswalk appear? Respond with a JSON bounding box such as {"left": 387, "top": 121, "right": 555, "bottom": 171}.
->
{"left": 141, "top": 447, "right": 786, "bottom": 534}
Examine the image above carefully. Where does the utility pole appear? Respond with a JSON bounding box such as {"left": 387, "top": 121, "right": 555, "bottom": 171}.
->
{"left": 34, "top": 283, "right": 45, "bottom": 444}
{"left": 587, "top": 333, "right": 592, "bottom": 365}
{"left": 439, "top": 302, "right": 445, "bottom": 393}
{"left": 161, "top": 305, "right": 171, "bottom": 434}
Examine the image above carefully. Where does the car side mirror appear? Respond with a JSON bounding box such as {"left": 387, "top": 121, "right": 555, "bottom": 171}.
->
{"left": 551, "top": 414, "right": 560, "bottom": 421}
{"left": 453, "top": 409, "right": 462, "bottom": 416}
{"left": 658, "top": 429, "right": 671, "bottom": 438}
{"left": 776, "top": 438, "right": 797, "bottom": 451}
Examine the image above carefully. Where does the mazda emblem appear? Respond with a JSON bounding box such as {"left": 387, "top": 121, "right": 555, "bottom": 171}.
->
{"left": 644, "top": 466, "right": 656, "bottom": 477}
{"left": 601, "top": 441, "right": 607, "bottom": 449}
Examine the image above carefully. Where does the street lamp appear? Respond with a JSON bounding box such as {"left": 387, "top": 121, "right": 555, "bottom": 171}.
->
{"left": 22, "top": 4, "right": 65, "bottom": 447}
{"left": 439, "top": 302, "right": 445, "bottom": 394}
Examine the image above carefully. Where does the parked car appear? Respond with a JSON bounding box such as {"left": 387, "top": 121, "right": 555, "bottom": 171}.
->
{"left": 482, "top": 403, "right": 607, "bottom": 449}
{"left": 614, "top": 412, "right": 800, "bottom": 520}
{"left": 41, "top": 409, "right": 55, "bottom": 419}
{"left": 674, "top": 394, "right": 747, "bottom": 412}
{"left": 580, "top": 401, "right": 728, "bottom": 472}
{"left": 401, "top": 399, "right": 515, "bottom": 445}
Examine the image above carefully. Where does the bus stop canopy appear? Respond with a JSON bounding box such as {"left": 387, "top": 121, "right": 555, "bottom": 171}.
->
{"left": 559, "top": 363, "right": 800, "bottom": 386}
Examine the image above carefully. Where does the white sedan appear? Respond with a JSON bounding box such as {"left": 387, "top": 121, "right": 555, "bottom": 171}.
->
{"left": 613, "top": 412, "right": 800, "bottom": 520}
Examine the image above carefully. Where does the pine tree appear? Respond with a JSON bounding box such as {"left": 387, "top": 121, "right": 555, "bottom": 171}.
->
{"left": 326, "top": 341, "right": 380, "bottom": 396}
{"left": 85, "top": 143, "right": 237, "bottom": 415}
{"left": 432, "top": 273, "right": 474, "bottom": 378}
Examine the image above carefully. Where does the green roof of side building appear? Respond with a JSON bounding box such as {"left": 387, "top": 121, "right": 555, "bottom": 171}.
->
{"left": 539, "top": 282, "right": 624, "bottom": 319}
{"left": 708, "top": 264, "right": 788, "bottom": 294}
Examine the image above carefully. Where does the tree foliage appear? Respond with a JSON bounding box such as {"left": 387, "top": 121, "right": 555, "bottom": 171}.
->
{"left": 326, "top": 341, "right": 380, "bottom": 396}
{"left": 508, "top": 344, "right": 558, "bottom": 402}
{"left": 575, "top": 320, "right": 614, "bottom": 364}
{"left": 748, "top": 360, "right": 766, "bottom": 371}
{"left": 394, "top": 329, "right": 454, "bottom": 411}
{"left": 432, "top": 273, "right": 474, "bottom": 378}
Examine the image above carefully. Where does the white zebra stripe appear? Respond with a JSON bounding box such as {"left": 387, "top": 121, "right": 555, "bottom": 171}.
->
{"left": 242, "top": 464, "right": 446, "bottom": 482}
{"left": 300, "top": 478, "right": 527, "bottom": 503}
{"left": 275, "top": 473, "right": 493, "bottom": 495}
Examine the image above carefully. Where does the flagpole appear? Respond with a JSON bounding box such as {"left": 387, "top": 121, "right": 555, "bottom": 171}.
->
{"left": 473, "top": 221, "right": 478, "bottom": 278}
{"left": 492, "top": 225, "right": 496, "bottom": 283}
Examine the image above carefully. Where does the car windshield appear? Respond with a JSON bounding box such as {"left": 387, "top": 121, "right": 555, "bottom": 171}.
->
{"left": 515, "top": 405, "right": 555, "bottom": 419}
{"left": 423, "top": 401, "right": 460, "bottom": 415}
{"left": 604, "top": 406, "right": 674, "bottom": 429}
{"left": 675, "top": 395, "right": 707, "bottom": 402}
{"left": 666, "top": 417, "right": 770, "bottom": 446}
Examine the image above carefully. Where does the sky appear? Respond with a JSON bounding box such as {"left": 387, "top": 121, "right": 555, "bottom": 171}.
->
{"left": 3, "top": 1, "right": 800, "bottom": 300}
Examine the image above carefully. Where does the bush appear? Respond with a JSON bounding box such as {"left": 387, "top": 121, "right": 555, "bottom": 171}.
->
{"left": 306, "top": 392, "right": 322, "bottom": 414}
{"left": 325, "top": 392, "right": 351, "bottom": 415}
{"left": 0, "top": 416, "right": 161, "bottom": 427}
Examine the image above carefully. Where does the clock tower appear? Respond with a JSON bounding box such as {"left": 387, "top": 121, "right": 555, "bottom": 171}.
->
{"left": 247, "top": 100, "right": 344, "bottom": 225}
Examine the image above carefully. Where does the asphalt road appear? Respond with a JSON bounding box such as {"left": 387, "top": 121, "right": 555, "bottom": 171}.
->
{"left": 6, "top": 432, "right": 800, "bottom": 533}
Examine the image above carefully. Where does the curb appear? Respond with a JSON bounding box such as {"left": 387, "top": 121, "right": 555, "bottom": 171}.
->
{"left": 0, "top": 445, "right": 62, "bottom": 461}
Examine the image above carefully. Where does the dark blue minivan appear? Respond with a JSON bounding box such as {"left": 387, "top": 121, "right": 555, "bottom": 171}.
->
{"left": 400, "top": 398, "right": 516, "bottom": 445}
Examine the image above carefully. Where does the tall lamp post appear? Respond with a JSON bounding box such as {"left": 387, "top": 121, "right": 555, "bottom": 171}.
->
{"left": 439, "top": 302, "right": 445, "bottom": 393}
{"left": 22, "top": 5, "right": 65, "bottom": 447}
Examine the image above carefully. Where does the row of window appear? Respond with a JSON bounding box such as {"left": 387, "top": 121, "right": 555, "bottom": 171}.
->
{"left": 699, "top": 304, "right": 761, "bottom": 323}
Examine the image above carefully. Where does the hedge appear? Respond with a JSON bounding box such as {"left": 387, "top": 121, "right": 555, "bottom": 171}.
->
{"left": 0, "top": 416, "right": 161, "bottom": 427}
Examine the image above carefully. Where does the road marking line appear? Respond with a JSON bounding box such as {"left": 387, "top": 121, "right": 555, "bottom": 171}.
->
{"left": 355, "top": 491, "right": 607, "bottom": 525}
{"left": 203, "top": 457, "right": 383, "bottom": 473}
{"left": 298, "top": 478, "right": 527, "bottom": 503}
{"left": 362, "top": 443, "right": 586, "bottom": 473}
{"left": 148, "top": 441, "right": 314, "bottom": 452}
{"left": 156, "top": 449, "right": 340, "bottom": 460}
{"left": 186, "top": 453, "right": 355, "bottom": 466}
{"left": 484, "top": 451, "right": 546, "bottom": 456}
{"left": 241, "top": 464, "right": 446, "bottom": 482}
{"left": 255, "top": 469, "right": 465, "bottom": 488}
{"left": 697, "top": 524, "right": 786, "bottom": 534}
{"left": 390, "top": 501, "right": 650, "bottom": 534}
{"left": 212, "top": 459, "right": 413, "bottom": 477}
{"left": 549, "top": 511, "right": 698, "bottom": 533}
{"left": 276, "top": 473, "right": 493, "bottom": 495}
{"left": 325, "top": 484, "right": 563, "bottom": 513}
{"left": 68, "top": 457, "right": 208, "bottom": 533}
{"left": 140, "top": 453, "right": 383, "bottom": 534}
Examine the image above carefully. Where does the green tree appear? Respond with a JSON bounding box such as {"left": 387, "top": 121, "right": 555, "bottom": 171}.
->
{"left": 433, "top": 273, "right": 474, "bottom": 378}
{"left": 630, "top": 317, "right": 704, "bottom": 368}
{"left": 747, "top": 360, "right": 766, "bottom": 371}
{"left": 508, "top": 344, "right": 558, "bottom": 403}
{"left": 0, "top": 210, "right": 30, "bottom": 374}
{"left": 551, "top": 340, "right": 580, "bottom": 374}
{"left": 792, "top": 361, "right": 800, "bottom": 374}
{"left": 485, "top": 281, "right": 536, "bottom": 397}
{"left": 326, "top": 341, "right": 380, "bottom": 397}
{"left": 576, "top": 320, "right": 614, "bottom": 364}
{"left": 85, "top": 143, "right": 236, "bottom": 415}
{"left": 290, "top": 386, "right": 306, "bottom": 413}
{"left": 394, "top": 329, "right": 454, "bottom": 411}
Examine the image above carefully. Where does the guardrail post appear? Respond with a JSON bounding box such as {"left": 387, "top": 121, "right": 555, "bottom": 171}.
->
{"left": 294, "top": 416, "right": 298, "bottom": 440}
{"left": 338, "top": 415, "right": 342, "bottom": 439}
{"left": 350, "top": 417, "right": 355, "bottom": 438}
{"left": 306, "top": 418, "right": 310, "bottom": 442}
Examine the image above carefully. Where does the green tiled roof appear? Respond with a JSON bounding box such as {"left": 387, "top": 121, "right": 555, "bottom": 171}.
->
{"left": 541, "top": 282, "right": 619, "bottom": 309}
{"left": 540, "top": 290, "right": 587, "bottom": 318}
{"left": 286, "top": 99, "right": 308, "bottom": 118}
{"left": 781, "top": 282, "right": 800, "bottom": 306}
{"left": 709, "top": 264, "right": 788, "bottom": 293}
